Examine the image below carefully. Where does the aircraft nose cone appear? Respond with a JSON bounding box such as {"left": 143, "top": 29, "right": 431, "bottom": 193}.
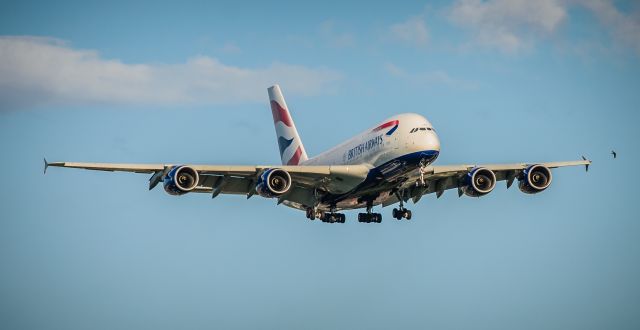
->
{"left": 428, "top": 132, "right": 441, "bottom": 152}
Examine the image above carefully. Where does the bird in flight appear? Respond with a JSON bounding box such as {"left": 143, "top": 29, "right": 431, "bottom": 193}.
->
{"left": 611, "top": 150, "right": 617, "bottom": 159}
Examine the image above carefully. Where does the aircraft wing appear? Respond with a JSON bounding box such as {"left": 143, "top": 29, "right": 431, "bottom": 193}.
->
{"left": 44, "top": 159, "right": 371, "bottom": 205}
{"left": 393, "top": 158, "right": 591, "bottom": 204}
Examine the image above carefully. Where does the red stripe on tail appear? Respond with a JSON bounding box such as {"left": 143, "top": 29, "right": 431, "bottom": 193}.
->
{"left": 270, "top": 100, "right": 293, "bottom": 127}
{"left": 286, "top": 146, "right": 303, "bottom": 165}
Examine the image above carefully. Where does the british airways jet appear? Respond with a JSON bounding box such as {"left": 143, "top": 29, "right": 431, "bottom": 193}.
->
{"left": 45, "top": 85, "right": 591, "bottom": 223}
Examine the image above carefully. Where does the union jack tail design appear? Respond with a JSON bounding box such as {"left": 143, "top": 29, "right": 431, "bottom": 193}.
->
{"left": 268, "top": 85, "right": 308, "bottom": 165}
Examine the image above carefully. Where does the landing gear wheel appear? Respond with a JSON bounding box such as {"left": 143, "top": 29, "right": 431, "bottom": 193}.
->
{"left": 358, "top": 213, "right": 371, "bottom": 223}
{"left": 306, "top": 207, "right": 316, "bottom": 220}
{"left": 358, "top": 199, "right": 382, "bottom": 223}
{"left": 392, "top": 194, "right": 412, "bottom": 220}
{"left": 392, "top": 207, "right": 412, "bottom": 220}
{"left": 320, "top": 212, "right": 346, "bottom": 223}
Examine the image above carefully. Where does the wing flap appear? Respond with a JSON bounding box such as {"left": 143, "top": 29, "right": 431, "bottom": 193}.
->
{"left": 194, "top": 175, "right": 253, "bottom": 195}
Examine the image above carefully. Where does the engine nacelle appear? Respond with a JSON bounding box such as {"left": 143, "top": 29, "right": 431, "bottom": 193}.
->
{"left": 518, "top": 164, "right": 552, "bottom": 194}
{"left": 256, "top": 168, "right": 292, "bottom": 198}
{"left": 163, "top": 165, "right": 199, "bottom": 195}
{"left": 462, "top": 167, "right": 497, "bottom": 197}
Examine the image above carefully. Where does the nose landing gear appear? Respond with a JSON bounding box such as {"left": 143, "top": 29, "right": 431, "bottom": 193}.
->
{"left": 416, "top": 158, "right": 428, "bottom": 187}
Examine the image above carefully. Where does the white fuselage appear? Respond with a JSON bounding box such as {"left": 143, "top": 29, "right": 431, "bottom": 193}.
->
{"left": 286, "top": 113, "right": 441, "bottom": 211}
{"left": 302, "top": 113, "right": 441, "bottom": 167}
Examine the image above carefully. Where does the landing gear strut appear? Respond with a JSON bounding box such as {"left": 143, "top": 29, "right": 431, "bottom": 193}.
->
{"left": 358, "top": 201, "right": 382, "bottom": 223}
{"left": 416, "top": 158, "right": 428, "bottom": 187}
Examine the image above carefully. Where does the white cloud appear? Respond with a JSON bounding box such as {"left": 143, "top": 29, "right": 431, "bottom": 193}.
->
{"left": 387, "top": 16, "right": 430, "bottom": 47}
{"left": 579, "top": 0, "right": 640, "bottom": 55}
{"left": 447, "top": 0, "right": 640, "bottom": 55}
{"left": 0, "top": 36, "right": 342, "bottom": 109}
{"left": 448, "top": 0, "right": 567, "bottom": 53}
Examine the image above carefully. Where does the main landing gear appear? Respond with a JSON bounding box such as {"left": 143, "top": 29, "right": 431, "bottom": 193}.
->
{"left": 305, "top": 207, "right": 316, "bottom": 220}
{"left": 306, "top": 207, "right": 345, "bottom": 223}
{"left": 358, "top": 202, "right": 382, "bottom": 223}
{"left": 392, "top": 207, "right": 412, "bottom": 220}
{"left": 322, "top": 213, "right": 346, "bottom": 223}
{"left": 358, "top": 212, "right": 382, "bottom": 223}
{"left": 392, "top": 199, "right": 412, "bottom": 220}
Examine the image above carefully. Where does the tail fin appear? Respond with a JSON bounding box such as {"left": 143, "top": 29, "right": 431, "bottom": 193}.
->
{"left": 268, "top": 85, "right": 308, "bottom": 165}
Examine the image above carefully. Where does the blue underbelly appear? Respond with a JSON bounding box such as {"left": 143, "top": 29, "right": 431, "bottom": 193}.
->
{"left": 325, "top": 149, "right": 439, "bottom": 206}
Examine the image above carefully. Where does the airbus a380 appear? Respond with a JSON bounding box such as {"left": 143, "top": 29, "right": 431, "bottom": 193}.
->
{"left": 45, "top": 85, "right": 591, "bottom": 223}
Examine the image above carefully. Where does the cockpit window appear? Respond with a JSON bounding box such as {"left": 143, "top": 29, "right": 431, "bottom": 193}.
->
{"left": 411, "top": 127, "right": 434, "bottom": 133}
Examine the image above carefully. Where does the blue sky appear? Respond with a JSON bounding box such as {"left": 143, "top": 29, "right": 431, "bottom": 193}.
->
{"left": 1, "top": 0, "right": 639, "bottom": 329}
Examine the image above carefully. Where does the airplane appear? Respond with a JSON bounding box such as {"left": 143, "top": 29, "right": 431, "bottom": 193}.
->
{"left": 45, "top": 85, "right": 591, "bottom": 224}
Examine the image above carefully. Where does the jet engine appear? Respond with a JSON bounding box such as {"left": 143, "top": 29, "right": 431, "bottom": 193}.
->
{"left": 256, "top": 168, "right": 292, "bottom": 198}
{"left": 163, "top": 165, "right": 199, "bottom": 195}
{"left": 518, "top": 164, "right": 552, "bottom": 194}
{"left": 461, "top": 167, "right": 496, "bottom": 197}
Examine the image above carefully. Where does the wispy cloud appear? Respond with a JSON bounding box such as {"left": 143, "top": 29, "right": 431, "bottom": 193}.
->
{"left": 580, "top": 0, "right": 640, "bottom": 55}
{"left": 386, "top": 16, "right": 430, "bottom": 47}
{"left": 446, "top": 0, "right": 640, "bottom": 56}
{"left": 0, "top": 36, "right": 342, "bottom": 110}
{"left": 448, "top": 0, "right": 566, "bottom": 53}
{"left": 219, "top": 42, "right": 242, "bottom": 54}
{"left": 384, "top": 63, "right": 477, "bottom": 89}
{"left": 318, "top": 20, "right": 356, "bottom": 48}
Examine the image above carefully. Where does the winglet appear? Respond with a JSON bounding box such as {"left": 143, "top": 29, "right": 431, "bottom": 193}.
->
{"left": 581, "top": 155, "right": 591, "bottom": 172}
{"left": 44, "top": 158, "right": 49, "bottom": 174}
